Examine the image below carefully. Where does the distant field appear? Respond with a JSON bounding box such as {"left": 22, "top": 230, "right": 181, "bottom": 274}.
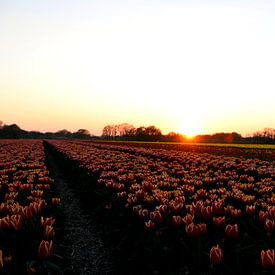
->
{"left": 91, "top": 140, "right": 275, "bottom": 162}
{"left": 95, "top": 140, "right": 275, "bottom": 150}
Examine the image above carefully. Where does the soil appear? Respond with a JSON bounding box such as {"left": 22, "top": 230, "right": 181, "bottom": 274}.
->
{"left": 45, "top": 148, "right": 115, "bottom": 275}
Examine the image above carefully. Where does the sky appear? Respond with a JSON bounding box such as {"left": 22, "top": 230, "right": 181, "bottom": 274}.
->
{"left": 0, "top": 0, "right": 275, "bottom": 136}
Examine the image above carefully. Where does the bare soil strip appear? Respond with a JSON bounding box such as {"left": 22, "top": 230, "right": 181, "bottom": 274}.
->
{"left": 45, "top": 148, "right": 115, "bottom": 275}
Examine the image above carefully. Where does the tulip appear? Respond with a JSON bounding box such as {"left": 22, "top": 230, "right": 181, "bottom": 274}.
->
{"left": 0, "top": 217, "right": 10, "bottom": 229}
{"left": 186, "top": 223, "right": 206, "bottom": 237}
{"left": 157, "top": 204, "right": 168, "bottom": 215}
{"left": 230, "top": 209, "right": 242, "bottom": 218}
{"left": 225, "top": 224, "right": 239, "bottom": 239}
{"left": 38, "top": 240, "right": 53, "bottom": 259}
{"left": 182, "top": 213, "right": 194, "bottom": 225}
{"left": 259, "top": 211, "right": 269, "bottom": 223}
{"left": 261, "top": 250, "right": 275, "bottom": 269}
{"left": 264, "top": 219, "right": 275, "bottom": 233}
{"left": 186, "top": 223, "right": 200, "bottom": 238}
{"left": 10, "top": 214, "right": 23, "bottom": 231}
{"left": 246, "top": 205, "right": 255, "bottom": 215}
{"left": 212, "top": 201, "right": 224, "bottom": 215}
{"left": 172, "top": 216, "right": 182, "bottom": 227}
{"left": 150, "top": 211, "right": 163, "bottom": 223}
{"left": 201, "top": 206, "right": 213, "bottom": 219}
{"left": 0, "top": 250, "right": 3, "bottom": 270}
{"left": 144, "top": 220, "right": 155, "bottom": 230}
{"left": 52, "top": 198, "right": 61, "bottom": 205}
{"left": 213, "top": 216, "right": 225, "bottom": 228}
{"left": 210, "top": 244, "right": 224, "bottom": 265}
{"left": 138, "top": 209, "right": 149, "bottom": 220}
{"left": 268, "top": 206, "right": 275, "bottom": 220}
{"left": 41, "top": 216, "right": 55, "bottom": 227}
{"left": 43, "top": 225, "right": 55, "bottom": 239}
{"left": 23, "top": 206, "right": 33, "bottom": 220}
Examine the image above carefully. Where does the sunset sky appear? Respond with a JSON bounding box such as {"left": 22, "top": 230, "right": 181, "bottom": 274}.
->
{"left": 1, "top": 0, "right": 274, "bottom": 136}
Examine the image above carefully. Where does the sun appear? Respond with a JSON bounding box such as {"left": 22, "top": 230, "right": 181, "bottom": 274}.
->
{"left": 178, "top": 122, "right": 202, "bottom": 139}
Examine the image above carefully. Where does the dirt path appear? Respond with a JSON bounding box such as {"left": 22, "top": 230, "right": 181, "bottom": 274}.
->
{"left": 45, "top": 148, "right": 115, "bottom": 275}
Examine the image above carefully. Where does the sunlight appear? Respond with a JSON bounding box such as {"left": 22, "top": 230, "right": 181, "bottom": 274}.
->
{"left": 179, "top": 122, "right": 202, "bottom": 138}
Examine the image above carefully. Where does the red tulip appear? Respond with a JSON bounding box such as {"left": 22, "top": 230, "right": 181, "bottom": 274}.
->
{"left": 38, "top": 240, "right": 53, "bottom": 259}
{"left": 210, "top": 244, "right": 224, "bottom": 265}
{"left": 172, "top": 216, "right": 182, "bottom": 227}
{"left": 213, "top": 216, "right": 225, "bottom": 228}
{"left": 246, "top": 205, "right": 255, "bottom": 215}
{"left": 230, "top": 209, "right": 242, "bottom": 218}
{"left": 150, "top": 211, "right": 163, "bottom": 223}
{"left": 225, "top": 224, "right": 239, "bottom": 239}
{"left": 138, "top": 209, "right": 149, "bottom": 220}
{"left": 259, "top": 211, "right": 268, "bottom": 223}
{"left": 261, "top": 250, "right": 275, "bottom": 269}
{"left": 23, "top": 206, "right": 33, "bottom": 220}
{"left": 186, "top": 223, "right": 199, "bottom": 237}
{"left": 10, "top": 214, "right": 23, "bottom": 231}
{"left": 264, "top": 219, "right": 275, "bottom": 233}
{"left": 185, "top": 223, "right": 206, "bottom": 237}
{"left": 268, "top": 206, "right": 275, "bottom": 220}
{"left": 52, "top": 198, "right": 61, "bottom": 205}
{"left": 212, "top": 201, "right": 224, "bottom": 215}
{"left": 201, "top": 206, "right": 213, "bottom": 219}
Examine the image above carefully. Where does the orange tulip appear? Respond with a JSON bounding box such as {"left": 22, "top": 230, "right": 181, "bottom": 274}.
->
{"left": 261, "top": 250, "right": 275, "bottom": 269}
{"left": 210, "top": 244, "right": 224, "bottom": 265}
{"left": 38, "top": 240, "right": 53, "bottom": 259}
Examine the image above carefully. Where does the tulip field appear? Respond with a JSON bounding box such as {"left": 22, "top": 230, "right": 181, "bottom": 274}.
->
{"left": 0, "top": 140, "right": 61, "bottom": 274}
{"left": 0, "top": 139, "right": 274, "bottom": 274}
{"left": 45, "top": 140, "right": 275, "bottom": 274}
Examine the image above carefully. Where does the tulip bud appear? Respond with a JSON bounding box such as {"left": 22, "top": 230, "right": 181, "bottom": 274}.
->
{"left": 144, "top": 220, "right": 155, "bottom": 230}
{"left": 225, "top": 224, "right": 239, "bottom": 239}
{"left": 52, "top": 198, "right": 61, "bottom": 205}
{"left": 246, "top": 205, "right": 255, "bottom": 215}
{"left": 43, "top": 225, "right": 55, "bottom": 239}
{"left": 261, "top": 250, "right": 275, "bottom": 269}
{"left": 172, "top": 216, "right": 182, "bottom": 227}
{"left": 259, "top": 211, "right": 268, "bottom": 223}
{"left": 210, "top": 244, "right": 224, "bottom": 265}
{"left": 264, "top": 219, "right": 275, "bottom": 233}
{"left": 213, "top": 216, "right": 225, "bottom": 228}
{"left": 38, "top": 240, "right": 53, "bottom": 259}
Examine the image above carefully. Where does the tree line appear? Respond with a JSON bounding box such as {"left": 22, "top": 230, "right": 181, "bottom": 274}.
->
{"left": 0, "top": 121, "right": 93, "bottom": 140}
{"left": 0, "top": 120, "right": 274, "bottom": 144}
{"left": 102, "top": 123, "right": 275, "bottom": 144}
